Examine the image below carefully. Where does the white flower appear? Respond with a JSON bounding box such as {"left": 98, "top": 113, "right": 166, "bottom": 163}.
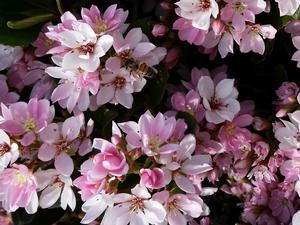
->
{"left": 35, "top": 169, "right": 76, "bottom": 211}
{"left": 101, "top": 185, "right": 166, "bottom": 225}
{"left": 0, "top": 129, "right": 19, "bottom": 170}
{"left": 58, "top": 23, "right": 113, "bottom": 72}
{"left": 197, "top": 76, "right": 240, "bottom": 124}
{"left": 0, "top": 44, "right": 23, "bottom": 71}
{"left": 175, "top": 0, "right": 219, "bottom": 30}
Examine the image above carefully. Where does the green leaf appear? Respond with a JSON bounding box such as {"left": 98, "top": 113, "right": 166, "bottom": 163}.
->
{"left": 0, "top": 17, "right": 43, "bottom": 46}
{"left": 7, "top": 13, "right": 56, "bottom": 29}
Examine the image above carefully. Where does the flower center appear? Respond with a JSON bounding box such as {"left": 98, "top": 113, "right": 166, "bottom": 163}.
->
{"left": 148, "top": 136, "right": 161, "bottom": 153}
{"left": 55, "top": 140, "right": 73, "bottom": 155}
{"left": 113, "top": 77, "right": 126, "bottom": 89}
{"left": 129, "top": 197, "right": 144, "bottom": 212}
{"left": 95, "top": 18, "right": 108, "bottom": 34}
{"left": 23, "top": 118, "right": 36, "bottom": 132}
{"left": 0, "top": 143, "right": 10, "bottom": 156}
{"left": 168, "top": 200, "right": 180, "bottom": 212}
{"left": 232, "top": 0, "right": 246, "bottom": 13}
{"left": 44, "top": 37, "right": 55, "bottom": 47}
{"left": 198, "top": 0, "right": 211, "bottom": 11}
{"left": 15, "top": 172, "right": 27, "bottom": 185}
{"left": 79, "top": 42, "right": 96, "bottom": 54}
{"left": 53, "top": 176, "right": 64, "bottom": 188}
{"left": 249, "top": 26, "right": 261, "bottom": 37}
{"left": 210, "top": 96, "right": 222, "bottom": 110}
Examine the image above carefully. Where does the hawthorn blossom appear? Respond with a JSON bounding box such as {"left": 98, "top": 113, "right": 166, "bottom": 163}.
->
{"left": 97, "top": 57, "right": 145, "bottom": 109}
{"left": 292, "top": 36, "right": 300, "bottom": 68}
{"left": 153, "top": 191, "right": 209, "bottom": 225}
{"left": 118, "top": 111, "right": 179, "bottom": 156}
{"left": 101, "top": 185, "right": 166, "bottom": 225}
{"left": 140, "top": 168, "right": 165, "bottom": 189}
{"left": 0, "top": 98, "right": 54, "bottom": 146}
{"left": 197, "top": 76, "right": 240, "bottom": 124}
{"left": 220, "top": 0, "right": 266, "bottom": 32}
{"left": 161, "top": 135, "right": 213, "bottom": 193}
{"left": 240, "top": 24, "right": 277, "bottom": 55}
{"left": 81, "top": 4, "right": 128, "bottom": 35}
{"left": 0, "top": 44, "right": 23, "bottom": 71}
{"left": 0, "top": 165, "right": 38, "bottom": 213}
{"left": 38, "top": 116, "right": 82, "bottom": 176}
{"left": 175, "top": 0, "right": 219, "bottom": 30}
{"left": 89, "top": 138, "right": 128, "bottom": 180}
{"left": 0, "top": 130, "right": 19, "bottom": 170}
{"left": 34, "top": 169, "right": 76, "bottom": 210}
{"left": 0, "top": 75, "right": 19, "bottom": 105}
{"left": 275, "top": 0, "right": 300, "bottom": 16}
{"left": 49, "top": 22, "right": 113, "bottom": 72}
{"left": 46, "top": 66, "right": 100, "bottom": 112}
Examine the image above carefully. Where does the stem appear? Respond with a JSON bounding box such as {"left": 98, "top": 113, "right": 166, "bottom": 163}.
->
{"left": 56, "top": 0, "right": 64, "bottom": 15}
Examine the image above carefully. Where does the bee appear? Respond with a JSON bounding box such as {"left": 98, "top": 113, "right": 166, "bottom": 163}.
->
{"left": 122, "top": 58, "right": 155, "bottom": 79}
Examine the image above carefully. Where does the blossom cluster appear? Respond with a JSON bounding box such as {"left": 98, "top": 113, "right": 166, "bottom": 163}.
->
{"left": 0, "top": 1, "right": 300, "bottom": 225}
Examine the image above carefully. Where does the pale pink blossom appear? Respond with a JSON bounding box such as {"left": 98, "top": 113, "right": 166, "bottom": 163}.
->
{"left": 50, "top": 22, "right": 113, "bottom": 72}
{"left": 89, "top": 138, "right": 128, "bottom": 180}
{"left": 152, "top": 24, "right": 168, "bottom": 37}
{"left": 46, "top": 66, "right": 100, "bottom": 112}
{"left": 292, "top": 36, "right": 300, "bottom": 68}
{"left": 38, "top": 116, "right": 82, "bottom": 176}
{"left": 285, "top": 20, "right": 300, "bottom": 37}
{"left": 0, "top": 44, "right": 23, "bottom": 71}
{"left": 173, "top": 16, "right": 207, "bottom": 45}
{"left": 0, "top": 75, "right": 19, "bottom": 105}
{"left": 0, "top": 98, "right": 54, "bottom": 146}
{"left": 101, "top": 185, "right": 166, "bottom": 225}
{"left": 118, "top": 111, "right": 179, "bottom": 156}
{"left": 81, "top": 4, "right": 128, "bottom": 35}
{"left": 34, "top": 169, "right": 76, "bottom": 210}
{"left": 0, "top": 130, "right": 19, "bottom": 170}
{"left": 197, "top": 76, "right": 240, "bottom": 124}
{"left": 175, "top": 0, "right": 219, "bottom": 30}
{"left": 153, "top": 191, "right": 209, "bottom": 225}
{"left": 0, "top": 164, "right": 38, "bottom": 213}
{"left": 140, "top": 168, "right": 165, "bottom": 189}
{"left": 221, "top": 0, "right": 266, "bottom": 32}
{"left": 240, "top": 24, "right": 277, "bottom": 55}
{"left": 275, "top": 0, "right": 300, "bottom": 16}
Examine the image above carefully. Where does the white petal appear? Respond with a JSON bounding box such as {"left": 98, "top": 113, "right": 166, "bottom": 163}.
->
{"left": 40, "top": 185, "right": 61, "bottom": 208}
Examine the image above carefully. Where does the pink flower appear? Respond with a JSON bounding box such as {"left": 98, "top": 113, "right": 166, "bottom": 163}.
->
{"left": 164, "top": 48, "right": 181, "bottom": 69}
{"left": 32, "top": 22, "right": 58, "bottom": 57}
{"left": 0, "top": 164, "right": 38, "bottom": 213}
{"left": 38, "top": 116, "right": 82, "bottom": 176}
{"left": 292, "top": 36, "right": 300, "bottom": 68}
{"left": 275, "top": 0, "right": 300, "bottom": 16}
{"left": 173, "top": 17, "right": 207, "bottom": 45}
{"left": 221, "top": 0, "right": 266, "bottom": 32}
{"left": 240, "top": 24, "right": 277, "bottom": 55}
{"left": 101, "top": 185, "right": 166, "bottom": 225}
{"left": 89, "top": 138, "right": 128, "bottom": 180}
{"left": 81, "top": 4, "right": 128, "bottom": 35}
{"left": 285, "top": 20, "right": 300, "bottom": 37}
{"left": 118, "top": 111, "right": 179, "bottom": 156}
{"left": 0, "top": 130, "right": 19, "bottom": 170}
{"left": 46, "top": 66, "right": 100, "bottom": 112}
{"left": 34, "top": 169, "right": 76, "bottom": 210}
{"left": 49, "top": 22, "right": 113, "bottom": 72}
{"left": 197, "top": 76, "right": 240, "bottom": 124}
{"left": 140, "top": 168, "right": 165, "bottom": 189}
{"left": 153, "top": 191, "right": 209, "bottom": 224}
{"left": 0, "top": 75, "right": 19, "bottom": 105}
{"left": 0, "top": 98, "right": 54, "bottom": 146}
{"left": 97, "top": 57, "right": 145, "bottom": 109}
{"left": 175, "top": 0, "right": 219, "bottom": 30}
{"left": 171, "top": 90, "right": 205, "bottom": 122}
{"left": 152, "top": 24, "right": 168, "bottom": 37}
{"left": 112, "top": 28, "right": 166, "bottom": 67}
{"left": 0, "top": 44, "right": 23, "bottom": 71}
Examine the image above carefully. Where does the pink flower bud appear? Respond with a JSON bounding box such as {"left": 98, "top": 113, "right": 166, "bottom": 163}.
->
{"left": 140, "top": 168, "right": 165, "bottom": 189}
{"left": 152, "top": 24, "right": 168, "bottom": 37}
{"left": 164, "top": 48, "right": 181, "bottom": 69}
